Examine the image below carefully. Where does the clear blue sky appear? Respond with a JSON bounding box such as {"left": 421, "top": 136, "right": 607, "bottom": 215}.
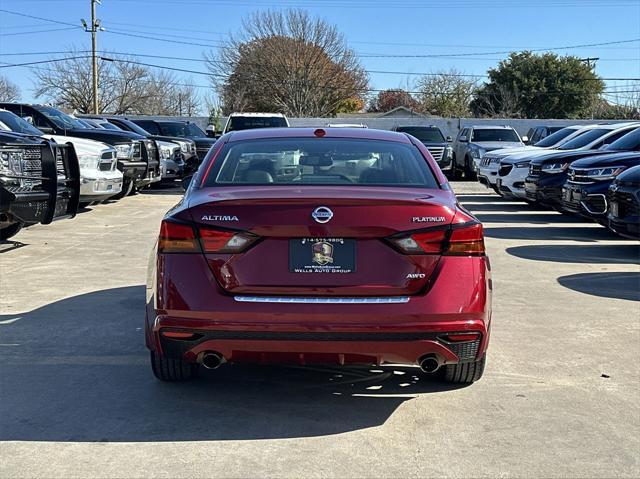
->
{"left": 1, "top": 0, "right": 639, "bottom": 110}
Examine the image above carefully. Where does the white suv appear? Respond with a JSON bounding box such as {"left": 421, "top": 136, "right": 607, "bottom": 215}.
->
{"left": 478, "top": 125, "right": 596, "bottom": 193}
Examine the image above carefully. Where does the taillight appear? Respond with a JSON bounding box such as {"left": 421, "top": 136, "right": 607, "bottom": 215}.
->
{"left": 158, "top": 220, "right": 258, "bottom": 254}
{"left": 447, "top": 223, "right": 484, "bottom": 255}
{"left": 388, "top": 222, "right": 484, "bottom": 256}
{"left": 158, "top": 220, "right": 199, "bottom": 253}
{"left": 388, "top": 229, "right": 447, "bottom": 254}
{"left": 199, "top": 227, "right": 258, "bottom": 253}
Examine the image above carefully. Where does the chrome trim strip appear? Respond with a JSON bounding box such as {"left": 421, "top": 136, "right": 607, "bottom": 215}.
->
{"left": 234, "top": 296, "right": 410, "bottom": 304}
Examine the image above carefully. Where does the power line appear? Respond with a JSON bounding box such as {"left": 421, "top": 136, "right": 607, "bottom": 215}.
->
{"left": 0, "top": 26, "right": 78, "bottom": 36}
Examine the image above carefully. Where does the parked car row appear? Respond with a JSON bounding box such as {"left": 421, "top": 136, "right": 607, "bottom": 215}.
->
{"left": 473, "top": 122, "right": 640, "bottom": 239}
{"left": 0, "top": 104, "right": 223, "bottom": 241}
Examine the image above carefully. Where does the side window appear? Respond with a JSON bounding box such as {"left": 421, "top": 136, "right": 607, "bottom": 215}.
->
{"left": 459, "top": 128, "right": 469, "bottom": 141}
{"left": 595, "top": 129, "right": 631, "bottom": 148}
{"left": 32, "top": 112, "right": 52, "bottom": 129}
{"left": 531, "top": 128, "right": 542, "bottom": 142}
{"left": 137, "top": 121, "right": 159, "bottom": 135}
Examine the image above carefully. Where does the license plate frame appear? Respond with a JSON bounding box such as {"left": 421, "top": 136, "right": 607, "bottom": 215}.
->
{"left": 289, "top": 238, "right": 356, "bottom": 274}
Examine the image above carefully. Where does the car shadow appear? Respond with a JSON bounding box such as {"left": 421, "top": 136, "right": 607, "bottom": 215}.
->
{"left": 506, "top": 244, "right": 640, "bottom": 265}
{"left": 0, "top": 286, "right": 463, "bottom": 443}
{"left": 454, "top": 194, "right": 501, "bottom": 202}
{"left": 463, "top": 202, "right": 549, "bottom": 212}
{"left": 143, "top": 183, "right": 184, "bottom": 195}
{"left": 0, "top": 240, "right": 27, "bottom": 252}
{"left": 557, "top": 272, "right": 640, "bottom": 301}
{"left": 474, "top": 212, "right": 583, "bottom": 224}
{"left": 485, "top": 226, "right": 622, "bottom": 242}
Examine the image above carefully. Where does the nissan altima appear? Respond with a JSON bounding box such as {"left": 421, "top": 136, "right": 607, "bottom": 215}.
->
{"left": 146, "top": 127, "right": 491, "bottom": 384}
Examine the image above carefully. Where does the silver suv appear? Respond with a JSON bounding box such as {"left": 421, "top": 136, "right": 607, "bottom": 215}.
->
{"left": 453, "top": 125, "right": 524, "bottom": 179}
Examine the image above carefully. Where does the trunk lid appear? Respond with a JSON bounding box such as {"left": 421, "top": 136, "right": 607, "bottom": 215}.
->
{"left": 185, "top": 186, "right": 457, "bottom": 296}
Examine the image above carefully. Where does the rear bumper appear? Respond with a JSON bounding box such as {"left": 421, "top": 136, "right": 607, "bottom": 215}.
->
{"left": 146, "top": 254, "right": 492, "bottom": 366}
{"left": 155, "top": 323, "right": 487, "bottom": 366}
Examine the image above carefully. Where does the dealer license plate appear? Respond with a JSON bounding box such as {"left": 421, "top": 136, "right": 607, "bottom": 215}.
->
{"left": 289, "top": 238, "right": 355, "bottom": 274}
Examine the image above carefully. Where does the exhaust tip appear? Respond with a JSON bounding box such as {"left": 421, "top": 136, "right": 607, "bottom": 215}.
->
{"left": 419, "top": 354, "right": 442, "bottom": 374}
{"left": 201, "top": 351, "right": 224, "bottom": 370}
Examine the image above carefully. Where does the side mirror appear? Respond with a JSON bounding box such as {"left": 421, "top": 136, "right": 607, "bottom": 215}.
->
{"left": 181, "top": 175, "right": 193, "bottom": 190}
{"left": 459, "top": 135, "right": 467, "bottom": 142}
{"left": 206, "top": 130, "right": 216, "bottom": 138}
{"left": 446, "top": 136, "right": 453, "bottom": 142}
{"left": 522, "top": 135, "right": 529, "bottom": 143}
{"left": 22, "top": 116, "right": 34, "bottom": 125}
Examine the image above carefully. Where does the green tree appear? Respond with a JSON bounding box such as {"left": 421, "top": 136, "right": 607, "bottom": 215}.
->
{"left": 471, "top": 52, "right": 605, "bottom": 118}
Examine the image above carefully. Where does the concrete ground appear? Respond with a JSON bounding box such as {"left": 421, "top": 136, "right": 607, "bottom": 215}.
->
{"left": 0, "top": 182, "right": 638, "bottom": 478}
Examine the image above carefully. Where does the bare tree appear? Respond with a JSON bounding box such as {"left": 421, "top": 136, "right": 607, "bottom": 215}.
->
{"left": 416, "top": 70, "right": 478, "bottom": 117}
{"left": 0, "top": 75, "right": 20, "bottom": 102}
{"left": 33, "top": 52, "right": 199, "bottom": 115}
{"left": 206, "top": 9, "right": 369, "bottom": 117}
{"left": 471, "top": 83, "right": 521, "bottom": 118}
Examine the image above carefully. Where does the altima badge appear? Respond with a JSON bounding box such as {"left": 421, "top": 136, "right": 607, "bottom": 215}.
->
{"left": 412, "top": 216, "right": 446, "bottom": 223}
{"left": 201, "top": 215, "right": 239, "bottom": 221}
{"left": 312, "top": 206, "right": 333, "bottom": 224}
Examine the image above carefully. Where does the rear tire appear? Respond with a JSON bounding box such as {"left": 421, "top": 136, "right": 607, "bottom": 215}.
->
{"left": 442, "top": 355, "right": 485, "bottom": 384}
{"left": 150, "top": 350, "right": 199, "bottom": 382}
{"left": 464, "top": 156, "right": 477, "bottom": 181}
{"left": 0, "top": 223, "right": 22, "bottom": 241}
{"left": 112, "top": 179, "right": 133, "bottom": 200}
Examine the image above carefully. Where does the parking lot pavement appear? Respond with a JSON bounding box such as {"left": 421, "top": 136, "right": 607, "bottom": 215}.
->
{"left": 0, "top": 182, "right": 638, "bottom": 479}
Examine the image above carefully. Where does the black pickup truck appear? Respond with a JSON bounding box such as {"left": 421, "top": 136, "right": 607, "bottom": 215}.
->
{"left": 82, "top": 116, "right": 198, "bottom": 175}
{"left": 0, "top": 131, "right": 80, "bottom": 241}
{"left": 130, "top": 119, "right": 216, "bottom": 169}
{"left": 0, "top": 104, "right": 160, "bottom": 196}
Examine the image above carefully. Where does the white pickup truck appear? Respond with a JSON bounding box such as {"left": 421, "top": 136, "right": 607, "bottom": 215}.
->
{"left": 0, "top": 109, "right": 123, "bottom": 204}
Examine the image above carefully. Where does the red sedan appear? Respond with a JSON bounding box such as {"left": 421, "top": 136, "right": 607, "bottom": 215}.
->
{"left": 146, "top": 127, "right": 492, "bottom": 383}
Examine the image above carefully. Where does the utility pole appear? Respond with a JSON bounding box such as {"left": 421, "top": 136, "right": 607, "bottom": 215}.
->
{"left": 579, "top": 57, "right": 599, "bottom": 70}
{"left": 82, "top": 0, "right": 101, "bottom": 114}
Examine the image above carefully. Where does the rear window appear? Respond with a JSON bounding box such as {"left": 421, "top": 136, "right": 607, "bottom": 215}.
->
{"left": 471, "top": 129, "right": 520, "bottom": 142}
{"left": 395, "top": 127, "right": 444, "bottom": 143}
{"left": 204, "top": 138, "right": 439, "bottom": 188}
{"left": 227, "top": 116, "right": 288, "bottom": 132}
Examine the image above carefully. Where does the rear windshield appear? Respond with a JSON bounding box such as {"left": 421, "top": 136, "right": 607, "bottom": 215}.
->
{"left": 534, "top": 127, "right": 577, "bottom": 147}
{"left": 471, "top": 129, "right": 520, "bottom": 142}
{"left": 204, "top": 138, "right": 439, "bottom": 188}
{"left": 158, "top": 122, "right": 205, "bottom": 138}
{"left": 395, "top": 127, "right": 445, "bottom": 142}
{"left": 558, "top": 128, "right": 610, "bottom": 150}
{"left": 227, "top": 116, "right": 288, "bottom": 132}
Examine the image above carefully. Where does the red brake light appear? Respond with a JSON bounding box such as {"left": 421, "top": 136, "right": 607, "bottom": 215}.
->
{"left": 389, "top": 222, "right": 484, "bottom": 256}
{"left": 158, "top": 220, "right": 199, "bottom": 253}
{"left": 389, "top": 229, "right": 447, "bottom": 254}
{"left": 158, "top": 221, "right": 258, "bottom": 254}
{"left": 198, "top": 227, "right": 258, "bottom": 253}
{"left": 446, "top": 223, "right": 485, "bottom": 255}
